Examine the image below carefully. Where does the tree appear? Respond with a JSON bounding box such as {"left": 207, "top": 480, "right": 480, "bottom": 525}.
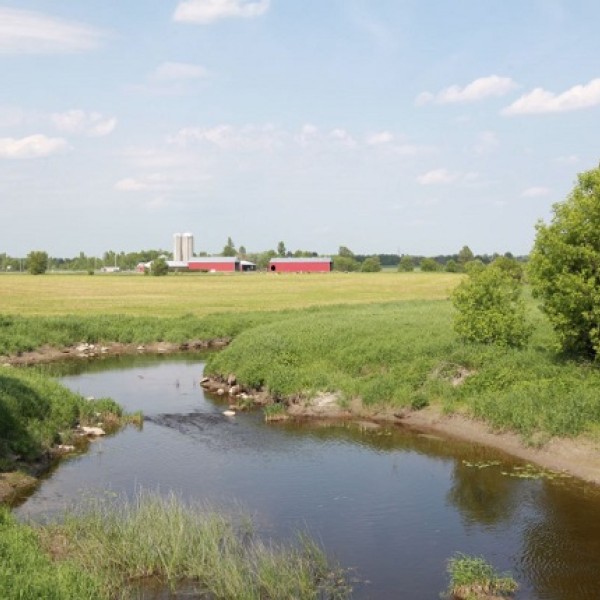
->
{"left": 150, "top": 257, "right": 169, "bottom": 276}
{"left": 277, "top": 241, "right": 287, "bottom": 257}
{"left": 27, "top": 251, "right": 48, "bottom": 275}
{"left": 445, "top": 259, "right": 459, "bottom": 273}
{"left": 420, "top": 258, "right": 440, "bottom": 272}
{"left": 361, "top": 256, "right": 381, "bottom": 272}
{"left": 464, "top": 259, "right": 486, "bottom": 277}
{"left": 398, "top": 255, "right": 414, "bottom": 272}
{"left": 452, "top": 267, "right": 531, "bottom": 348}
{"left": 529, "top": 165, "right": 600, "bottom": 358}
{"left": 222, "top": 237, "right": 236, "bottom": 257}
{"left": 338, "top": 246, "right": 355, "bottom": 258}
{"left": 458, "top": 245, "right": 474, "bottom": 266}
{"left": 238, "top": 245, "right": 247, "bottom": 258}
{"left": 333, "top": 255, "right": 360, "bottom": 272}
{"left": 491, "top": 255, "right": 523, "bottom": 282}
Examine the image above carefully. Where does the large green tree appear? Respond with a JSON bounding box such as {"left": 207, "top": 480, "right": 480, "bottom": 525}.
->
{"left": 26, "top": 251, "right": 48, "bottom": 275}
{"left": 529, "top": 165, "right": 600, "bottom": 358}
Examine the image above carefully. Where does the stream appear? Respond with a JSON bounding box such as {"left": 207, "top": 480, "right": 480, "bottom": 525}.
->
{"left": 16, "top": 354, "right": 600, "bottom": 599}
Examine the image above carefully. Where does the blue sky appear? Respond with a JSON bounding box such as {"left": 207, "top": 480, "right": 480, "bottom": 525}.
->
{"left": 1, "top": 0, "right": 599, "bottom": 257}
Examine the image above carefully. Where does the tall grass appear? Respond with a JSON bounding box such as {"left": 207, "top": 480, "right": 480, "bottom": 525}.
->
{"left": 42, "top": 490, "right": 349, "bottom": 599}
{"left": 0, "top": 505, "right": 108, "bottom": 600}
{"left": 446, "top": 553, "right": 517, "bottom": 599}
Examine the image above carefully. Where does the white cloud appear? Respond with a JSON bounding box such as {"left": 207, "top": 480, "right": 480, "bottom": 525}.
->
{"left": 0, "top": 8, "right": 104, "bottom": 54}
{"left": 521, "top": 186, "right": 550, "bottom": 198}
{"left": 416, "top": 75, "right": 517, "bottom": 105}
{"left": 51, "top": 110, "right": 116, "bottom": 137}
{"left": 329, "top": 128, "right": 357, "bottom": 148}
{"left": 503, "top": 79, "right": 600, "bottom": 115}
{"left": 417, "top": 168, "right": 459, "bottom": 185}
{"left": 366, "top": 131, "right": 394, "bottom": 145}
{"left": 154, "top": 62, "right": 209, "bottom": 81}
{"left": 115, "top": 174, "right": 173, "bottom": 192}
{"left": 173, "top": 0, "right": 270, "bottom": 24}
{"left": 169, "top": 124, "right": 284, "bottom": 151}
{"left": 0, "top": 134, "right": 68, "bottom": 159}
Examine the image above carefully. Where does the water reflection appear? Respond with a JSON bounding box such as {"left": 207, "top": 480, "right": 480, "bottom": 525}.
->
{"left": 18, "top": 355, "right": 600, "bottom": 600}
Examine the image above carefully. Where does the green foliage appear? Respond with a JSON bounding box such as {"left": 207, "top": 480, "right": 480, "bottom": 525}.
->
{"left": 360, "top": 256, "right": 381, "bottom": 272}
{"left": 463, "top": 259, "right": 485, "bottom": 277}
{"left": 447, "top": 553, "right": 517, "bottom": 599}
{"left": 420, "top": 257, "right": 440, "bottom": 272}
{"left": 457, "top": 245, "right": 474, "bottom": 266}
{"left": 26, "top": 251, "right": 48, "bottom": 275}
{"left": 277, "top": 241, "right": 287, "bottom": 257}
{"left": 529, "top": 165, "right": 600, "bottom": 358}
{"left": 0, "top": 506, "right": 108, "bottom": 599}
{"left": 333, "top": 255, "right": 360, "bottom": 272}
{"left": 397, "top": 255, "right": 414, "bottom": 272}
{"left": 445, "top": 259, "right": 459, "bottom": 273}
{"left": 150, "top": 256, "right": 169, "bottom": 276}
{"left": 222, "top": 236, "right": 237, "bottom": 257}
{"left": 452, "top": 267, "right": 532, "bottom": 348}
{"left": 491, "top": 255, "right": 523, "bottom": 282}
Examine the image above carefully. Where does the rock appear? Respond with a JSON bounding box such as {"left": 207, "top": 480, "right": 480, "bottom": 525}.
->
{"left": 56, "top": 444, "right": 75, "bottom": 452}
{"left": 223, "top": 410, "right": 236, "bottom": 417}
{"left": 81, "top": 426, "right": 106, "bottom": 436}
{"left": 137, "top": 345, "right": 145, "bottom": 352}
{"left": 229, "top": 385, "right": 241, "bottom": 396}
{"left": 227, "top": 373, "right": 237, "bottom": 386}
{"left": 200, "top": 377, "right": 210, "bottom": 385}
{"left": 217, "top": 388, "right": 225, "bottom": 396}
{"left": 100, "top": 347, "right": 109, "bottom": 354}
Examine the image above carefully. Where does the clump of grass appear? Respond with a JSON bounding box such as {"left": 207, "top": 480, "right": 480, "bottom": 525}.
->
{"left": 263, "top": 402, "right": 288, "bottom": 422}
{"left": 43, "top": 490, "right": 349, "bottom": 599}
{"left": 447, "top": 553, "right": 517, "bottom": 599}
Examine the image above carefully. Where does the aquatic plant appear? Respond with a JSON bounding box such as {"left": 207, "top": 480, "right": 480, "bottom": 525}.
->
{"left": 447, "top": 552, "right": 517, "bottom": 599}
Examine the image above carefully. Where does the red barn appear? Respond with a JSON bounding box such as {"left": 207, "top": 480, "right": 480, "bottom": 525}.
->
{"left": 188, "top": 257, "right": 240, "bottom": 272}
{"left": 269, "top": 257, "right": 333, "bottom": 273}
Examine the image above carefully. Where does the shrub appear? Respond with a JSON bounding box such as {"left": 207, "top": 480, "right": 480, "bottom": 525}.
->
{"left": 529, "top": 165, "right": 600, "bottom": 358}
{"left": 361, "top": 256, "right": 381, "bottom": 272}
{"left": 420, "top": 258, "right": 440, "bottom": 272}
{"left": 452, "top": 267, "right": 531, "bottom": 348}
{"left": 447, "top": 553, "right": 517, "bottom": 599}
{"left": 397, "top": 256, "right": 414, "bottom": 272}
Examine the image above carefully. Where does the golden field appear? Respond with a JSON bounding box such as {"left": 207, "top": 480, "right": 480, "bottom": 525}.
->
{"left": 0, "top": 272, "right": 462, "bottom": 317}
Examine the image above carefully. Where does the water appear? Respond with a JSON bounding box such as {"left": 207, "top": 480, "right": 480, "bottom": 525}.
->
{"left": 18, "top": 355, "right": 600, "bottom": 599}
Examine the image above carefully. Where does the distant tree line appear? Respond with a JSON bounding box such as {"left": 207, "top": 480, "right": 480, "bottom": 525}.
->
{"left": 0, "top": 241, "right": 528, "bottom": 276}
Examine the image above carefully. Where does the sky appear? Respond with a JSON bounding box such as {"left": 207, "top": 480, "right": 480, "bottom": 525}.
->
{"left": 1, "top": 0, "right": 599, "bottom": 258}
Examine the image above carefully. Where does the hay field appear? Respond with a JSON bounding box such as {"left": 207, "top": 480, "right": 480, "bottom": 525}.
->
{"left": 0, "top": 272, "right": 462, "bottom": 317}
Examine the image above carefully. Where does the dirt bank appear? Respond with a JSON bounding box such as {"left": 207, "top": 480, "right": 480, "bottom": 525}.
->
{"left": 203, "top": 377, "right": 600, "bottom": 486}
{"left": 0, "top": 339, "right": 230, "bottom": 367}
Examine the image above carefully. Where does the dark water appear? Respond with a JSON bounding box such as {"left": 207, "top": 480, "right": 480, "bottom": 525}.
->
{"left": 17, "top": 355, "right": 600, "bottom": 599}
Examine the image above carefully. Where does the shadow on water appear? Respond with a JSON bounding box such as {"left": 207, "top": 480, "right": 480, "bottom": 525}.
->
{"left": 16, "top": 355, "right": 600, "bottom": 600}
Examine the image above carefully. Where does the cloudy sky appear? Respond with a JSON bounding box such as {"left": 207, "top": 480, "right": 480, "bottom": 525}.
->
{"left": 1, "top": 1, "right": 599, "bottom": 257}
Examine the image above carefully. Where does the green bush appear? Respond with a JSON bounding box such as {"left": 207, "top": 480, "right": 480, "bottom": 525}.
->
{"left": 529, "top": 165, "right": 600, "bottom": 358}
{"left": 452, "top": 267, "right": 531, "bottom": 348}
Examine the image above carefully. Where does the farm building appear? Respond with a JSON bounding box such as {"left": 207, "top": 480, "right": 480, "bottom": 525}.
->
{"left": 269, "top": 257, "right": 333, "bottom": 273}
{"left": 188, "top": 257, "right": 240, "bottom": 272}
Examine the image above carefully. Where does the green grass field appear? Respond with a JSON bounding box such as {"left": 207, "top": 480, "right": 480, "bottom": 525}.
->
{"left": 0, "top": 272, "right": 460, "bottom": 316}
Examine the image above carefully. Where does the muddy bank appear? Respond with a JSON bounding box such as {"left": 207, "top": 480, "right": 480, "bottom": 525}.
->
{"left": 202, "top": 375, "right": 600, "bottom": 486}
{"left": 0, "top": 338, "right": 230, "bottom": 367}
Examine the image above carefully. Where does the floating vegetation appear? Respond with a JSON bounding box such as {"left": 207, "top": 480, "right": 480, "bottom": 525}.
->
{"left": 461, "top": 460, "right": 501, "bottom": 469}
{"left": 500, "top": 464, "right": 572, "bottom": 481}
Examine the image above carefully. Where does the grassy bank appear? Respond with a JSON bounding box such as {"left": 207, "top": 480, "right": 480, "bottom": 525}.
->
{"left": 0, "top": 367, "right": 125, "bottom": 470}
{"left": 1, "top": 492, "right": 348, "bottom": 600}
{"left": 205, "top": 299, "right": 600, "bottom": 441}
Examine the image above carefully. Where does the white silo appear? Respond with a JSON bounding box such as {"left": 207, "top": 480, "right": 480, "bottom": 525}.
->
{"left": 173, "top": 233, "right": 183, "bottom": 262}
{"left": 182, "top": 233, "right": 194, "bottom": 262}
